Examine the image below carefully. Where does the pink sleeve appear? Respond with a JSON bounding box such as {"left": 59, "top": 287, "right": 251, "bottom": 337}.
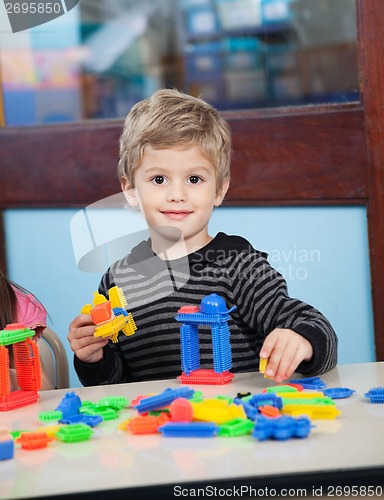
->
{"left": 13, "top": 286, "right": 47, "bottom": 336}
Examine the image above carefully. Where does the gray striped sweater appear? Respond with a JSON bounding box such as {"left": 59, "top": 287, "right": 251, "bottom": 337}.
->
{"left": 74, "top": 232, "right": 337, "bottom": 385}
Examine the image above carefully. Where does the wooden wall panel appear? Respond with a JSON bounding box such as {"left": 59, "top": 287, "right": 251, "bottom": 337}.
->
{"left": 357, "top": 0, "right": 384, "bottom": 361}
{"left": 1, "top": 104, "right": 366, "bottom": 208}
{"left": 228, "top": 105, "right": 367, "bottom": 204}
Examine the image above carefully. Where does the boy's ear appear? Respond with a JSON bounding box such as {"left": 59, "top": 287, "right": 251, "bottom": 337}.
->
{"left": 214, "top": 177, "right": 230, "bottom": 207}
{"left": 121, "top": 177, "right": 139, "bottom": 207}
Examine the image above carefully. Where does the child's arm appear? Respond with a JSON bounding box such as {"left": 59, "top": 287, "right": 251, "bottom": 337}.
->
{"left": 233, "top": 246, "right": 337, "bottom": 380}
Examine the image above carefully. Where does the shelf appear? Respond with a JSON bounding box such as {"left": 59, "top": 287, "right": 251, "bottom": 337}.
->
{"left": 185, "top": 22, "right": 296, "bottom": 44}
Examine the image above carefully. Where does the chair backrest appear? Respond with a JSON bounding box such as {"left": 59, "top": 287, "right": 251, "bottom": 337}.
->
{"left": 39, "top": 328, "right": 70, "bottom": 389}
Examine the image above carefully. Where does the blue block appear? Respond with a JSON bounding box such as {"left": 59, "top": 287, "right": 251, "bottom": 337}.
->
{"left": 135, "top": 387, "right": 195, "bottom": 414}
{"left": 159, "top": 422, "right": 218, "bottom": 437}
{"left": 0, "top": 440, "right": 14, "bottom": 460}
{"left": 55, "top": 391, "right": 82, "bottom": 417}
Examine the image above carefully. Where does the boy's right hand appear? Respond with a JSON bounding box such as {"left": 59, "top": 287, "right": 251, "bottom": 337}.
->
{"left": 67, "top": 314, "right": 109, "bottom": 364}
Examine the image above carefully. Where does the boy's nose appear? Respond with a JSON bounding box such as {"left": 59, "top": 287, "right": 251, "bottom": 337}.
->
{"left": 166, "top": 182, "right": 186, "bottom": 202}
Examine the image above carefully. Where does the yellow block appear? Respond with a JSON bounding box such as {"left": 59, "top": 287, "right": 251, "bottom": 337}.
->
{"left": 282, "top": 404, "right": 341, "bottom": 419}
{"left": 191, "top": 401, "right": 246, "bottom": 424}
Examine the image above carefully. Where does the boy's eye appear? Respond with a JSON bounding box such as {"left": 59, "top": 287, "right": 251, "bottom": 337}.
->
{"left": 152, "top": 176, "right": 166, "bottom": 185}
{"left": 188, "top": 176, "right": 201, "bottom": 184}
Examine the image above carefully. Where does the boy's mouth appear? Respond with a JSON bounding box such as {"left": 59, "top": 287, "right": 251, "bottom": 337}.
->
{"left": 161, "top": 210, "right": 192, "bottom": 220}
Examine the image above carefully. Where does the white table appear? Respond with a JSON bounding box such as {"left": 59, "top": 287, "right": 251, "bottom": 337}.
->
{"left": 1, "top": 362, "right": 383, "bottom": 499}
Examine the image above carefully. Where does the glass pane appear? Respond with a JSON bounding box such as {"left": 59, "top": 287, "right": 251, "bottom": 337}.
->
{"left": 0, "top": 0, "right": 358, "bottom": 126}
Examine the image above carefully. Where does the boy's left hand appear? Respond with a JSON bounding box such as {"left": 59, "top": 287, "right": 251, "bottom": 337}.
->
{"left": 259, "top": 328, "right": 313, "bottom": 383}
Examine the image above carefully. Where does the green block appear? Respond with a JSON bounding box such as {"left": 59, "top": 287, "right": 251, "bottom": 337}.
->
{"left": 56, "top": 424, "right": 93, "bottom": 442}
{"left": 0, "top": 326, "right": 34, "bottom": 346}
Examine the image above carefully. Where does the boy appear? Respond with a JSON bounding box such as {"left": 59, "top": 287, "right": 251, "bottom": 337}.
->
{"left": 68, "top": 89, "right": 337, "bottom": 386}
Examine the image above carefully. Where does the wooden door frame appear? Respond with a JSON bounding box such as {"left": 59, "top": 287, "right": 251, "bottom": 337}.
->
{"left": 0, "top": 0, "right": 383, "bottom": 360}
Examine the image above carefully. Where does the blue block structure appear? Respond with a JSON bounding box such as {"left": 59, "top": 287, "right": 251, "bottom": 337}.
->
{"left": 176, "top": 294, "right": 236, "bottom": 375}
{"left": 252, "top": 415, "right": 312, "bottom": 441}
{"left": 365, "top": 387, "right": 384, "bottom": 404}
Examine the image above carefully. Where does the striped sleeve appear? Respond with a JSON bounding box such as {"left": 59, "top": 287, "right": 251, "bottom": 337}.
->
{"left": 231, "top": 250, "right": 338, "bottom": 375}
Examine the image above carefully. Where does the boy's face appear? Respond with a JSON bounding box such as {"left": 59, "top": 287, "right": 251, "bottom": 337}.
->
{"left": 122, "top": 144, "right": 229, "bottom": 254}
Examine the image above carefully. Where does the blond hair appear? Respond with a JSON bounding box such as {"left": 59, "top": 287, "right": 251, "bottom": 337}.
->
{"left": 118, "top": 89, "right": 231, "bottom": 192}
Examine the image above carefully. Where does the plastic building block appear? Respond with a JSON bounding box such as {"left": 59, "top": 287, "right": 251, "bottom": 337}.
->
{"left": 148, "top": 409, "right": 170, "bottom": 417}
{"left": 0, "top": 389, "right": 40, "bottom": 411}
{"left": 322, "top": 388, "right": 356, "bottom": 399}
{"left": 282, "top": 404, "right": 341, "bottom": 419}
{"left": 130, "top": 394, "right": 155, "bottom": 407}
{"left": 126, "top": 414, "right": 170, "bottom": 434}
{"left": 80, "top": 400, "right": 93, "bottom": 408}
{"left": 218, "top": 418, "right": 254, "bottom": 437}
{"left": 0, "top": 324, "right": 35, "bottom": 346}
{"left": 259, "top": 357, "right": 268, "bottom": 374}
{"left": 290, "top": 376, "right": 327, "bottom": 390}
{"left": 279, "top": 390, "right": 328, "bottom": 398}
{"left": 159, "top": 422, "right": 218, "bottom": 438}
{"left": 281, "top": 396, "right": 334, "bottom": 406}
{"left": 134, "top": 387, "right": 195, "bottom": 414}
{"left": 233, "top": 398, "right": 259, "bottom": 421}
{"left": 36, "top": 425, "right": 62, "bottom": 437}
{"left": 170, "top": 398, "right": 194, "bottom": 422}
{"left": 215, "top": 395, "right": 234, "bottom": 405}
{"left": 0, "top": 439, "right": 14, "bottom": 460}
{"left": 178, "top": 369, "right": 234, "bottom": 385}
{"left": 94, "top": 313, "right": 136, "bottom": 343}
{"left": 252, "top": 415, "right": 312, "bottom": 441}
{"left": 189, "top": 391, "right": 204, "bottom": 403}
{"left": 0, "top": 345, "right": 10, "bottom": 396}
{"left": 118, "top": 419, "right": 130, "bottom": 431}
{"left": 0, "top": 325, "right": 41, "bottom": 411}
{"left": 287, "top": 383, "right": 304, "bottom": 391}
{"left": 365, "top": 387, "right": 384, "bottom": 404}
{"left": 294, "top": 416, "right": 314, "bottom": 438}
{"left": 248, "top": 393, "right": 283, "bottom": 410}
{"left": 259, "top": 357, "right": 273, "bottom": 379}
{"left": 15, "top": 431, "right": 53, "bottom": 450}
{"left": 10, "top": 430, "right": 27, "bottom": 439}
{"left": 259, "top": 405, "right": 281, "bottom": 418}
{"left": 191, "top": 399, "right": 246, "bottom": 424}
{"left": 127, "top": 416, "right": 160, "bottom": 434}
{"left": 55, "top": 423, "right": 94, "bottom": 442}
{"left": 59, "top": 414, "right": 103, "bottom": 427}
{"left": 176, "top": 294, "right": 236, "bottom": 382}
{"left": 91, "top": 301, "right": 112, "bottom": 325}
{"left": 96, "top": 396, "right": 129, "bottom": 410}
{"left": 81, "top": 286, "right": 137, "bottom": 344}
{"left": 264, "top": 385, "right": 298, "bottom": 394}
{"left": 0, "top": 428, "right": 14, "bottom": 460}
{"left": 39, "top": 411, "right": 63, "bottom": 422}
{"left": 82, "top": 406, "right": 117, "bottom": 420}
{"left": 55, "top": 392, "right": 82, "bottom": 418}
{"left": 13, "top": 338, "right": 42, "bottom": 391}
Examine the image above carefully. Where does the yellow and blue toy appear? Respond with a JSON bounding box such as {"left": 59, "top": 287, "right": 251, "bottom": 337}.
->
{"left": 81, "top": 286, "right": 136, "bottom": 343}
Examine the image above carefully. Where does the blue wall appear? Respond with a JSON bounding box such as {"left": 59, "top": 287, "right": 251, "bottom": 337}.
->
{"left": 4, "top": 205, "right": 375, "bottom": 388}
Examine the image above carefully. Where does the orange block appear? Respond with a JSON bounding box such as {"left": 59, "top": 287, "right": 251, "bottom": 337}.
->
{"left": 91, "top": 302, "right": 112, "bottom": 325}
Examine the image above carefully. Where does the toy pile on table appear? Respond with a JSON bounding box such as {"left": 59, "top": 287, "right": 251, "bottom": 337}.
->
{"left": 1, "top": 291, "right": 383, "bottom": 461}
{"left": 2, "top": 374, "right": 383, "bottom": 461}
